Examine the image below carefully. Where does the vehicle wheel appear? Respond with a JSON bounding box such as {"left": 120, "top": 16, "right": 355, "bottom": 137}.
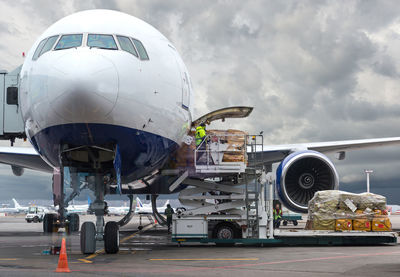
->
{"left": 293, "top": 220, "right": 298, "bottom": 226}
{"left": 213, "top": 223, "right": 235, "bottom": 240}
{"left": 81, "top": 222, "right": 96, "bottom": 254}
{"left": 213, "top": 223, "right": 236, "bottom": 247}
{"left": 43, "top": 214, "right": 54, "bottom": 233}
{"left": 138, "top": 225, "right": 143, "bottom": 231}
{"left": 67, "top": 213, "right": 80, "bottom": 233}
{"left": 283, "top": 220, "right": 288, "bottom": 226}
{"left": 26, "top": 220, "right": 32, "bottom": 223}
{"left": 33, "top": 216, "right": 39, "bottom": 223}
{"left": 104, "top": 221, "right": 119, "bottom": 254}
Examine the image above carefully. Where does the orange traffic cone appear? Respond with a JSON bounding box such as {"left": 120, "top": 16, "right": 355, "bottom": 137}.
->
{"left": 55, "top": 238, "right": 71, "bottom": 273}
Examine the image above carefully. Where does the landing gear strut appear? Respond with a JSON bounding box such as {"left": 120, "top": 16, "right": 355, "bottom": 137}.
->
{"left": 80, "top": 174, "right": 119, "bottom": 254}
{"left": 43, "top": 168, "right": 81, "bottom": 234}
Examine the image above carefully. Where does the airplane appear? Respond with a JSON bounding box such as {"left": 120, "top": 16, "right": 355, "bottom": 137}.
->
{"left": 0, "top": 199, "right": 36, "bottom": 213}
{"left": 107, "top": 205, "right": 130, "bottom": 216}
{"left": 57, "top": 196, "right": 91, "bottom": 214}
{"left": 0, "top": 202, "right": 19, "bottom": 214}
{"left": 135, "top": 197, "right": 170, "bottom": 214}
{"left": 12, "top": 198, "right": 29, "bottom": 213}
{"left": 66, "top": 202, "right": 89, "bottom": 214}
{"left": 0, "top": 9, "right": 400, "bottom": 254}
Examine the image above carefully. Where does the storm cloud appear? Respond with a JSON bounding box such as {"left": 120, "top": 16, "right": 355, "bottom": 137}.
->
{"left": 0, "top": 0, "right": 400, "bottom": 202}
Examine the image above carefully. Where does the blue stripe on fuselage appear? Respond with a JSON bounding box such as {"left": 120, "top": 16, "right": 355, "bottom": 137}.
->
{"left": 30, "top": 123, "right": 178, "bottom": 182}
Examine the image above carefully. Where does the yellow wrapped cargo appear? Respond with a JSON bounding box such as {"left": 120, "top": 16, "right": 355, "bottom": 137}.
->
{"left": 358, "top": 193, "right": 386, "bottom": 210}
{"left": 313, "top": 218, "right": 335, "bottom": 230}
{"left": 353, "top": 219, "right": 371, "bottom": 231}
{"left": 374, "top": 209, "right": 382, "bottom": 216}
{"left": 335, "top": 219, "right": 352, "bottom": 231}
{"left": 308, "top": 191, "right": 389, "bottom": 232}
{"left": 372, "top": 217, "right": 392, "bottom": 232}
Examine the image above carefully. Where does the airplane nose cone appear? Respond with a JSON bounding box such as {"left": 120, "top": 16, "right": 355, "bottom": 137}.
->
{"left": 47, "top": 51, "right": 118, "bottom": 122}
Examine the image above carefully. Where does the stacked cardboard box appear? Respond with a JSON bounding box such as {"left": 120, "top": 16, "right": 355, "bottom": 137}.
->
{"left": 172, "top": 129, "right": 247, "bottom": 168}
{"left": 207, "top": 129, "right": 247, "bottom": 162}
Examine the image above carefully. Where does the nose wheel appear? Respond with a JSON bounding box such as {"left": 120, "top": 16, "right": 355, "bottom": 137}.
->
{"left": 80, "top": 220, "right": 120, "bottom": 254}
{"left": 80, "top": 174, "right": 120, "bottom": 254}
{"left": 81, "top": 222, "right": 96, "bottom": 254}
{"left": 104, "top": 221, "right": 119, "bottom": 254}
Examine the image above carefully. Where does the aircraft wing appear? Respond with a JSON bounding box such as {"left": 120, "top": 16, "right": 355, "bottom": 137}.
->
{"left": 0, "top": 147, "right": 53, "bottom": 173}
{"left": 250, "top": 137, "right": 400, "bottom": 164}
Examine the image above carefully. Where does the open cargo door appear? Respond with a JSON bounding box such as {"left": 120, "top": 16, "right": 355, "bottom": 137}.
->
{"left": 192, "top": 106, "right": 253, "bottom": 127}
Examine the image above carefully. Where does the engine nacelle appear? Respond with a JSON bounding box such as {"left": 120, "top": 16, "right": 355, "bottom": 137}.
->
{"left": 276, "top": 150, "right": 339, "bottom": 213}
{"left": 11, "top": 165, "right": 24, "bottom": 176}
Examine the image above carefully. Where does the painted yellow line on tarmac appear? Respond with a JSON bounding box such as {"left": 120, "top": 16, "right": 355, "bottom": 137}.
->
{"left": 120, "top": 223, "right": 154, "bottom": 244}
{"left": 150, "top": 258, "right": 259, "bottom": 261}
{"left": 0, "top": 258, "right": 19, "bottom": 261}
{"left": 76, "top": 259, "right": 93, "bottom": 264}
{"left": 79, "top": 223, "right": 155, "bottom": 263}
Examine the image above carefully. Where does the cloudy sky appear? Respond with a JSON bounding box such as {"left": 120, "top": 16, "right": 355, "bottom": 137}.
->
{"left": 0, "top": 0, "right": 400, "bottom": 203}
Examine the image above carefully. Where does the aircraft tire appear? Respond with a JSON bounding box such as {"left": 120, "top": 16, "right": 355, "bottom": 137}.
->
{"left": 81, "top": 221, "right": 96, "bottom": 254}
{"left": 67, "top": 213, "right": 80, "bottom": 233}
{"left": 104, "top": 221, "right": 119, "bottom": 254}
{"left": 43, "top": 214, "right": 54, "bottom": 233}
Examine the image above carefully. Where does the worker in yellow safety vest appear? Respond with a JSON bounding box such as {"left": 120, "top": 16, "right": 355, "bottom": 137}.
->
{"left": 273, "top": 203, "right": 283, "bottom": 228}
{"left": 195, "top": 124, "right": 207, "bottom": 162}
{"left": 195, "top": 124, "right": 206, "bottom": 147}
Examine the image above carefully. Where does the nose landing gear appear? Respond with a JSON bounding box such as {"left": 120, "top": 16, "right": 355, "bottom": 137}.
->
{"left": 80, "top": 174, "right": 120, "bottom": 254}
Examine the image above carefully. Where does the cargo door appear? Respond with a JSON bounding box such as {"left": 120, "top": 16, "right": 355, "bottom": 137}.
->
{"left": 181, "top": 71, "right": 190, "bottom": 110}
{"left": 192, "top": 106, "right": 253, "bottom": 127}
{"left": 169, "top": 45, "right": 190, "bottom": 110}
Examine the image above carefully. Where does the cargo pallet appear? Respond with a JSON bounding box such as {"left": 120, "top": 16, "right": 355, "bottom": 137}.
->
{"left": 173, "top": 230, "right": 397, "bottom": 246}
{"left": 173, "top": 233, "right": 397, "bottom": 246}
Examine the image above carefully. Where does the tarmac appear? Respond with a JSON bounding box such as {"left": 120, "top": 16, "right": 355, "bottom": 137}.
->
{"left": 0, "top": 214, "right": 399, "bottom": 276}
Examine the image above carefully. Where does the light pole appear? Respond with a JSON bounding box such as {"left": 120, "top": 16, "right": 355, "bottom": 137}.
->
{"left": 365, "top": 169, "right": 373, "bottom": 193}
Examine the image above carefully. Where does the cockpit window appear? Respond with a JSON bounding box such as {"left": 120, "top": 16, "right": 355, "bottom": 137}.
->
{"left": 32, "top": 39, "right": 47, "bottom": 60}
{"left": 87, "top": 34, "right": 118, "bottom": 50}
{"left": 39, "top": 35, "right": 59, "bottom": 56}
{"left": 131, "top": 39, "right": 149, "bottom": 60}
{"left": 117, "top": 35, "right": 138, "bottom": 57}
{"left": 54, "top": 34, "right": 83, "bottom": 50}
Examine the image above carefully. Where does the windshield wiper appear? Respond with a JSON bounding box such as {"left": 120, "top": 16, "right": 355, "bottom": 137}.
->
{"left": 54, "top": 46, "right": 78, "bottom": 51}
{"left": 89, "top": 46, "right": 117, "bottom": 50}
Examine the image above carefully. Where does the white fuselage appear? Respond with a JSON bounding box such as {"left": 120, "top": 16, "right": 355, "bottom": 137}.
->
{"left": 18, "top": 10, "right": 193, "bottom": 182}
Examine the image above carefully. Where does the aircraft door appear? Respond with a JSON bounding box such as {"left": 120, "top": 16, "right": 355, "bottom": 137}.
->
{"left": 169, "top": 47, "right": 190, "bottom": 110}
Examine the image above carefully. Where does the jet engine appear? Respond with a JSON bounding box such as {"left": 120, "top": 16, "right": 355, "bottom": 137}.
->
{"left": 11, "top": 165, "right": 24, "bottom": 176}
{"left": 276, "top": 150, "right": 339, "bottom": 213}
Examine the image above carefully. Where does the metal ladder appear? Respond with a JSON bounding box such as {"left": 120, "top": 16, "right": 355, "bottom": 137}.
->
{"left": 245, "top": 135, "right": 264, "bottom": 238}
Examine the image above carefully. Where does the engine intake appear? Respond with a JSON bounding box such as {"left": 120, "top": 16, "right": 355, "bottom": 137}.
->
{"left": 276, "top": 151, "right": 339, "bottom": 213}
